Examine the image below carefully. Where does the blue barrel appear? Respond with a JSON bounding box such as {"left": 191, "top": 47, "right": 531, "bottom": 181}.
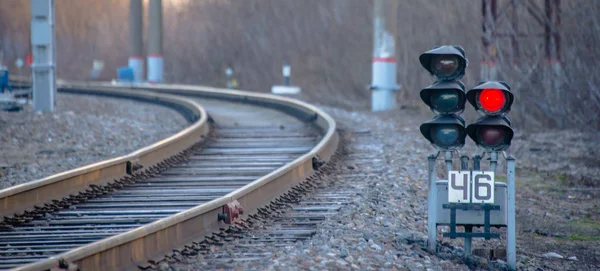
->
{"left": 117, "top": 67, "right": 135, "bottom": 82}
{"left": 0, "top": 70, "right": 12, "bottom": 93}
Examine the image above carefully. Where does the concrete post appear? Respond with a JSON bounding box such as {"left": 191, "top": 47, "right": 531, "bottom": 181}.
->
{"left": 129, "top": 0, "right": 144, "bottom": 83}
{"left": 371, "top": 0, "right": 400, "bottom": 112}
{"left": 148, "top": 0, "right": 163, "bottom": 83}
{"left": 30, "top": 0, "right": 56, "bottom": 112}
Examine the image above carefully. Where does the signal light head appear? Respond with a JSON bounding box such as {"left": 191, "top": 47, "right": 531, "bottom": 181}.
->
{"left": 478, "top": 126, "right": 507, "bottom": 147}
{"left": 432, "top": 55, "right": 460, "bottom": 79}
{"left": 431, "top": 90, "right": 460, "bottom": 113}
{"left": 467, "top": 81, "right": 514, "bottom": 116}
{"left": 466, "top": 116, "right": 514, "bottom": 151}
{"left": 477, "top": 88, "right": 506, "bottom": 114}
{"left": 420, "top": 115, "right": 467, "bottom": 150}
{"left": 419, "top": 45, "right": 468, "bottom": 81}
{"left": 420, "top": 81, "right": 466, "bottom": 115}
{"left": 432, "top": 124, "right": 462, "bottom": 147}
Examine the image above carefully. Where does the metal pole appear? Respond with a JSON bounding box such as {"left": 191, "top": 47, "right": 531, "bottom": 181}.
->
{"left": 469, "top": 153, "right": 482, "bottom": 255}
{"left": 129, "top": 0, "right": 144, "bottom": 83}
{"left": 371, "top": 0, "right": 399, "bottom": 112}
{"left": 30, "top": 0, "right": 56, "bottom": 112}
{"left": 427, "top": 155, "right": 438, "bottom": 253}
{"left": 489, "top": 150, "right": 498, "bottom": 258}
{"left": 461, "top": 155, "right": 472, "bottom": 254}
{"left": 473, "top": 155, "right": 481, "bottom": 171}
{"left": 490, "top": 151, "right": 498, "bottom": 172}
{"left": 506, "top": 157, "right": 517, "bottom": 270}
{"left": 444, "top": 151, "right": 453, "bottom": 173}
{"left": 460, "top": 155, "right": 469, "bottom": 171}
{"left": 148, "top": 0, "right": 163, "bottom": 83}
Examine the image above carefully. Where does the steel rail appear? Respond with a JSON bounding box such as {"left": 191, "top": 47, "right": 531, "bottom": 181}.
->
{"left": 0, "top": 86, "right": 209, "bottom": 219}
{"left": 2, "top": 80, "right": 338, "bottom": 271}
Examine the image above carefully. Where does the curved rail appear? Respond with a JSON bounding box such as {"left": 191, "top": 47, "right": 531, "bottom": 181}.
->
{"left": 0, "top": 86, "right": 210, "bottom": 219}
{"left": 1, "top": 80, "right": 339, "bottom": 271}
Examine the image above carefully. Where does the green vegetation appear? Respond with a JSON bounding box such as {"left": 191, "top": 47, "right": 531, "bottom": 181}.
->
{"left": 514, "top": 170, "right": 574, "bottom": 195}
{"left": 494, "top": 175, "right": 506, "bottom": 182}
{"left": 555, "top": 173, "right": 567, "bottom": 181}
{"left": 568, "top": 218, "right": 600, "bottom": 229}
{"left": 562, "top": 235, "right": 600, "bottom": 241}
{"left": 553, "top": 219, "right": 600, "bottom": 242}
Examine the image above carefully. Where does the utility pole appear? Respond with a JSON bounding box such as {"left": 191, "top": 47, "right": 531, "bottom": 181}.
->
{"left": 30, "top": 0, "right": 56, "bottom": 112}
{"left": 129, "top": 0, "right": 144, "bottom": 83}
{"left": 148, "top": 0, "right": 163, "bottom": 83}
{"left": 370, "top": 0, "right": 400, "bottom": 112}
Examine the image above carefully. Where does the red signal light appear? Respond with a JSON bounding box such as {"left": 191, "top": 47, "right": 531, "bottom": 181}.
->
{"left": 478, "top": 89, "right": 505, "bottom": 113}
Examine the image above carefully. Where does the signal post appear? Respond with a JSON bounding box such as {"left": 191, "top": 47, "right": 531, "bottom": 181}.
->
{"left": 418, "top": 46, "right": 517, "bottom": 270}
{"left": 30, "top": 0, "right": 57, "bottom": 112}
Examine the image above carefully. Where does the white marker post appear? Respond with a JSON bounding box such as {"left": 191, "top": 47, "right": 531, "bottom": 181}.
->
{"left": 15, "top": 58, "right": 23, "bottom": 79}
{"left": 282, "top": 64, "right": 291, "bottom": 86}
{"left": 271, "top": 63, "right": 300, "bottom": 95}
{"left": 225, "top": 67, "right": 233, "bottom": 88}
{"left": 90, "top": 60, "right": 104, "bottom": 79}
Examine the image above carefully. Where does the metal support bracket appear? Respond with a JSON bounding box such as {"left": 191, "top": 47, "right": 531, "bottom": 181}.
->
{"left": 217, "top": 200, "right": 244, "bottom": 224}
{"left": 442, "top": 203, "right": 501, "bottom": 239}
{"left": 126, "top": 161, "right": 143, "bottom": 175}
{"left": 312, "top": 155, "right": 325, "bottom": 170}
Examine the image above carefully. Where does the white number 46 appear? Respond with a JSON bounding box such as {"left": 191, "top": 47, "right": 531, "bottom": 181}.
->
{"left": 448, "top": 171, "right": 495, "bottom": 204}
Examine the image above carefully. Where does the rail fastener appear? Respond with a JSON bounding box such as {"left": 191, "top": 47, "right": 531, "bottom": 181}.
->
{"left": 218, "top": 200, "right": 245, "bottom": 224}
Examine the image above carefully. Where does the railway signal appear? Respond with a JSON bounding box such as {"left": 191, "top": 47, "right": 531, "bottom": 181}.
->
{"left": 420, "top": 46, "right": 518, "bottom": 271}
{"left": 418, "top": 46, "right": 468, "bottom": 150}
{"left": 466, "top": 81, "right": 514, "bottom": 151}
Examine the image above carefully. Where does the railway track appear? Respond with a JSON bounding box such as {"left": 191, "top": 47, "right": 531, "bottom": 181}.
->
{"left": 0, "top": 80, "right": 338, "bottom": 270}
{"left": 169, "top": 128, "right": 385, "bottom": 270}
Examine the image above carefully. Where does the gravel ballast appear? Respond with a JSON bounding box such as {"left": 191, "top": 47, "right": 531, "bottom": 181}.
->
{"left": 2, "top": 90, "right": 597, "bottom": 270}
{"left": 170, "top": 103, "right": 599, "bottom": 270}
{"left": 0, "top": 93, "right": 189, "bottom": 189}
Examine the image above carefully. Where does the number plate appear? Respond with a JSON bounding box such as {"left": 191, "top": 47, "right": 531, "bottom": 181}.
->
{"left": 471, "top": 171, "right": 495, "bottom": 203}
{"left": 448, "top": 171, "right": 470, "bottom": 203}
{"left": 448, "top": 171, "right": 495, "bottom": 204}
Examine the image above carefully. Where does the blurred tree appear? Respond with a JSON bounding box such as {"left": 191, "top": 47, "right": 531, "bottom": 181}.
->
{"left": 0, "top": 0, "right": 597, "bottom": 130}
